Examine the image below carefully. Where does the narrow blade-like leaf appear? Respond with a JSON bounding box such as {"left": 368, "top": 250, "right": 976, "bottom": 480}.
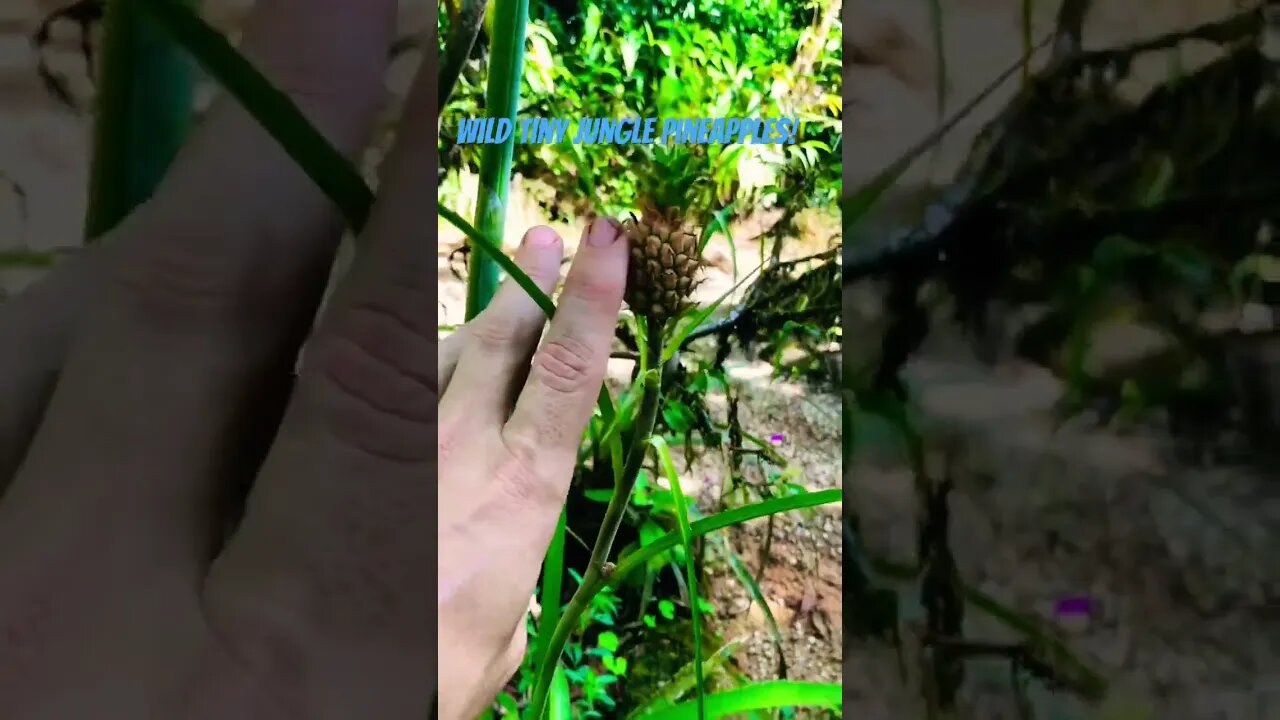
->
{"left": 633, "top": 681, "right": 842, "bottom": 719}
{"left": 651, "top": 437, "right": 705, "bottom": 720}
{"left": 139, "top": 0, "right": 374, "bottom": 232}
{"left": 605, "top": 489, "right": 841, "bottom": 590}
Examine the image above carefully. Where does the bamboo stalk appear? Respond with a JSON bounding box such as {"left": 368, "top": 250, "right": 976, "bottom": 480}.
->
{"left": 465, "top": 0, "right": 529, "bottom": 319}
{"left": 85, "top": 0, "right": 197, "bottom": 241}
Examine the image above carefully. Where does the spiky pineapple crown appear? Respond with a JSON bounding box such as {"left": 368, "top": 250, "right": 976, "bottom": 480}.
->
{"left": 642, "top": 145, "right": 704, "bottom": 215}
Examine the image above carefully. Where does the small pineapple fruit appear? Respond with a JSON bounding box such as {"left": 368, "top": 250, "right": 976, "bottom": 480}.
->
{"left": 620, "top": 149, "right": 706, "bottom": 327}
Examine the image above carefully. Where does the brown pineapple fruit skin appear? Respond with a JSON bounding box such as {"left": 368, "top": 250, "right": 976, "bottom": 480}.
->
{"left": 621, "top": 205, "right": 703, "bottom": 325}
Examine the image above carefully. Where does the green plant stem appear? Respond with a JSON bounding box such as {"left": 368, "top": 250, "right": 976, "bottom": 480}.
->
{"left": 439, "top": 0, "right": 488, "bottom": 116}
{"left": 466, "top": 0, "right": 528, "bottom": 319}
{"left": 140, "top": 0, "right": 374, "bottom": 233}
{"left": 86, "top": 0, "right": 196, "bottom": 241}
{"left": 526, "top": 332, "right": 666, "bottom": 720}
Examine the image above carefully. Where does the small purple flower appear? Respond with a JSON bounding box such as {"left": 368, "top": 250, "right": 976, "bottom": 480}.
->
{"left": 769, "top": 433, "right": 786, "bottom": 446}
{"left": 1054, "top": 596, "right": 1093, "bottom": 617}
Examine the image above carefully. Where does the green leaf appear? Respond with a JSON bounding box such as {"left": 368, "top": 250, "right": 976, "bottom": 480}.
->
{"left": 138, "top": 0, "right": 374, "bottom": 233}
{"left": 664, "top": 263, "right": 764, "bottom": 363}
{"left": 638, "top": 519, "right": 674, "bottom": 571}
{"left": 498, "top": 693, "right": 520, "bottom": 716}
{"left": 584, "top": 488, "right": 614, "bottom": 503}
{"left": 0, "top": 249, "right": 66, "bottom": 268}
{"left": 658, "top": 75, "right": 684, "bottom": 113}
{"left": 534, "top": 509, "right": 567, "bottom": 679}
{"left": 658, "top": 599, "right": 676, "bottom": 620}
{"left": 605, "top": 655, "right": 628, "bottom": 676}
{"left": 632, "top": 681, "right": 842, "bottom": 719}
{"left": 141, "top": 0, "right": 630, "bottom": 479}
{"left": 548, "top": 664, "right": 573, "bottom": 720}
{"left": 651, "top": 436, "right": 705, "bottom": 719}
{"left": 621, "top": 35, "right": 640, "bottom": 75}
{"left": 597, "top": 631, "right": 619, "bottom": 653}
{"left": 662, "top": 403, "right": 694, "bottom": 434}
{"left": 596, "top": 371, "right": 653, "bottom": 470}
{"left": 89, "top": 0, "right": 195, "bottom": 240}
{"left": 707, "top": 532, "right": 786, "bottom": 676}
{"left": 624, "top": 641, "right": 741, "bottom": 719}
{"left": 605, "top": 489, "right": 841, "bottom": 592}
{"left": 697, "top": 203, "right": 734, "bottom": 255}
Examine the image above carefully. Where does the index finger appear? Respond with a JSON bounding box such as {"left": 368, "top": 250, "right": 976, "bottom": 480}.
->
{"left": 501, "top": 219, "right": 627, "bottom": 471}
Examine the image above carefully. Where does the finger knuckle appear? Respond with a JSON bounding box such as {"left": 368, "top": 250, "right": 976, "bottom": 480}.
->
{"left": 529, "top": 336, "right": 595, "bottom": 396}
{"left": 467, "top": 314, "right": 522, "bottom": 353}
{"left": 492, "top": 436, "right": 559, "bottom": 507}
{"left": 307, "top": 301, "right": 435, "bottom": 463}
{"left": 201, "top": 582, "right": 316, "bottom": 703}
{"left": 437, "top": 425, "right": 462, "bottom": 466}
{"left": 109, "top": 225, "right": 247, "bottom": 327}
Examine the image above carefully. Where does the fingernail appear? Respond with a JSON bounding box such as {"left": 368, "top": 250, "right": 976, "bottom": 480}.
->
{"left": 586, "top": 218, "right": 620, "bottom": 247}
{"left": 524, "top": 226, "right": 558, "bottom": 247}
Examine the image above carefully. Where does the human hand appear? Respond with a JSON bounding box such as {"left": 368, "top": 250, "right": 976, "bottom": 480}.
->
{"left": 0, "top": 1, "right": 496, "bottom": 717}
{"left": 436, "top": 218, "right": 627, "bottom": 719}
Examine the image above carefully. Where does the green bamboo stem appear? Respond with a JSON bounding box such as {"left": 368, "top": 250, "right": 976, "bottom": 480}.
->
{"left": 465, "top": 0, "right": 529, "bottom": 319}
{"left": 526, "top": 333, "right": 667, "bottom": 720}
{"left": 86, "top": 0, "right": 197, "bottom": 241}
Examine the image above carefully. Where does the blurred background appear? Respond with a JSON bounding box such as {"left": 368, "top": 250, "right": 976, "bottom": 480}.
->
{"left": 844, "top": 1, "right": 1280, "bottom": 718}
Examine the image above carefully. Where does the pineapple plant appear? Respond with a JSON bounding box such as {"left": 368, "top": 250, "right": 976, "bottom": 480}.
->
{"left": 621, "top": 147, "right": 708, "bottom": 330}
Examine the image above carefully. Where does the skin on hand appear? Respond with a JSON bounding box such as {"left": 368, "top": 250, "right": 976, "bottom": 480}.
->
{"left": 0, "top": 0, "right": 626, "bottom": 717}
{"left": 437, "top": 219, "right": 627, "bottom": 719}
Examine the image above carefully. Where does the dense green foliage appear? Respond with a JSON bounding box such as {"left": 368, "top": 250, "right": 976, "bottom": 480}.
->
{"left": 439, "top": 0, "right": 841, "bottom": 224}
